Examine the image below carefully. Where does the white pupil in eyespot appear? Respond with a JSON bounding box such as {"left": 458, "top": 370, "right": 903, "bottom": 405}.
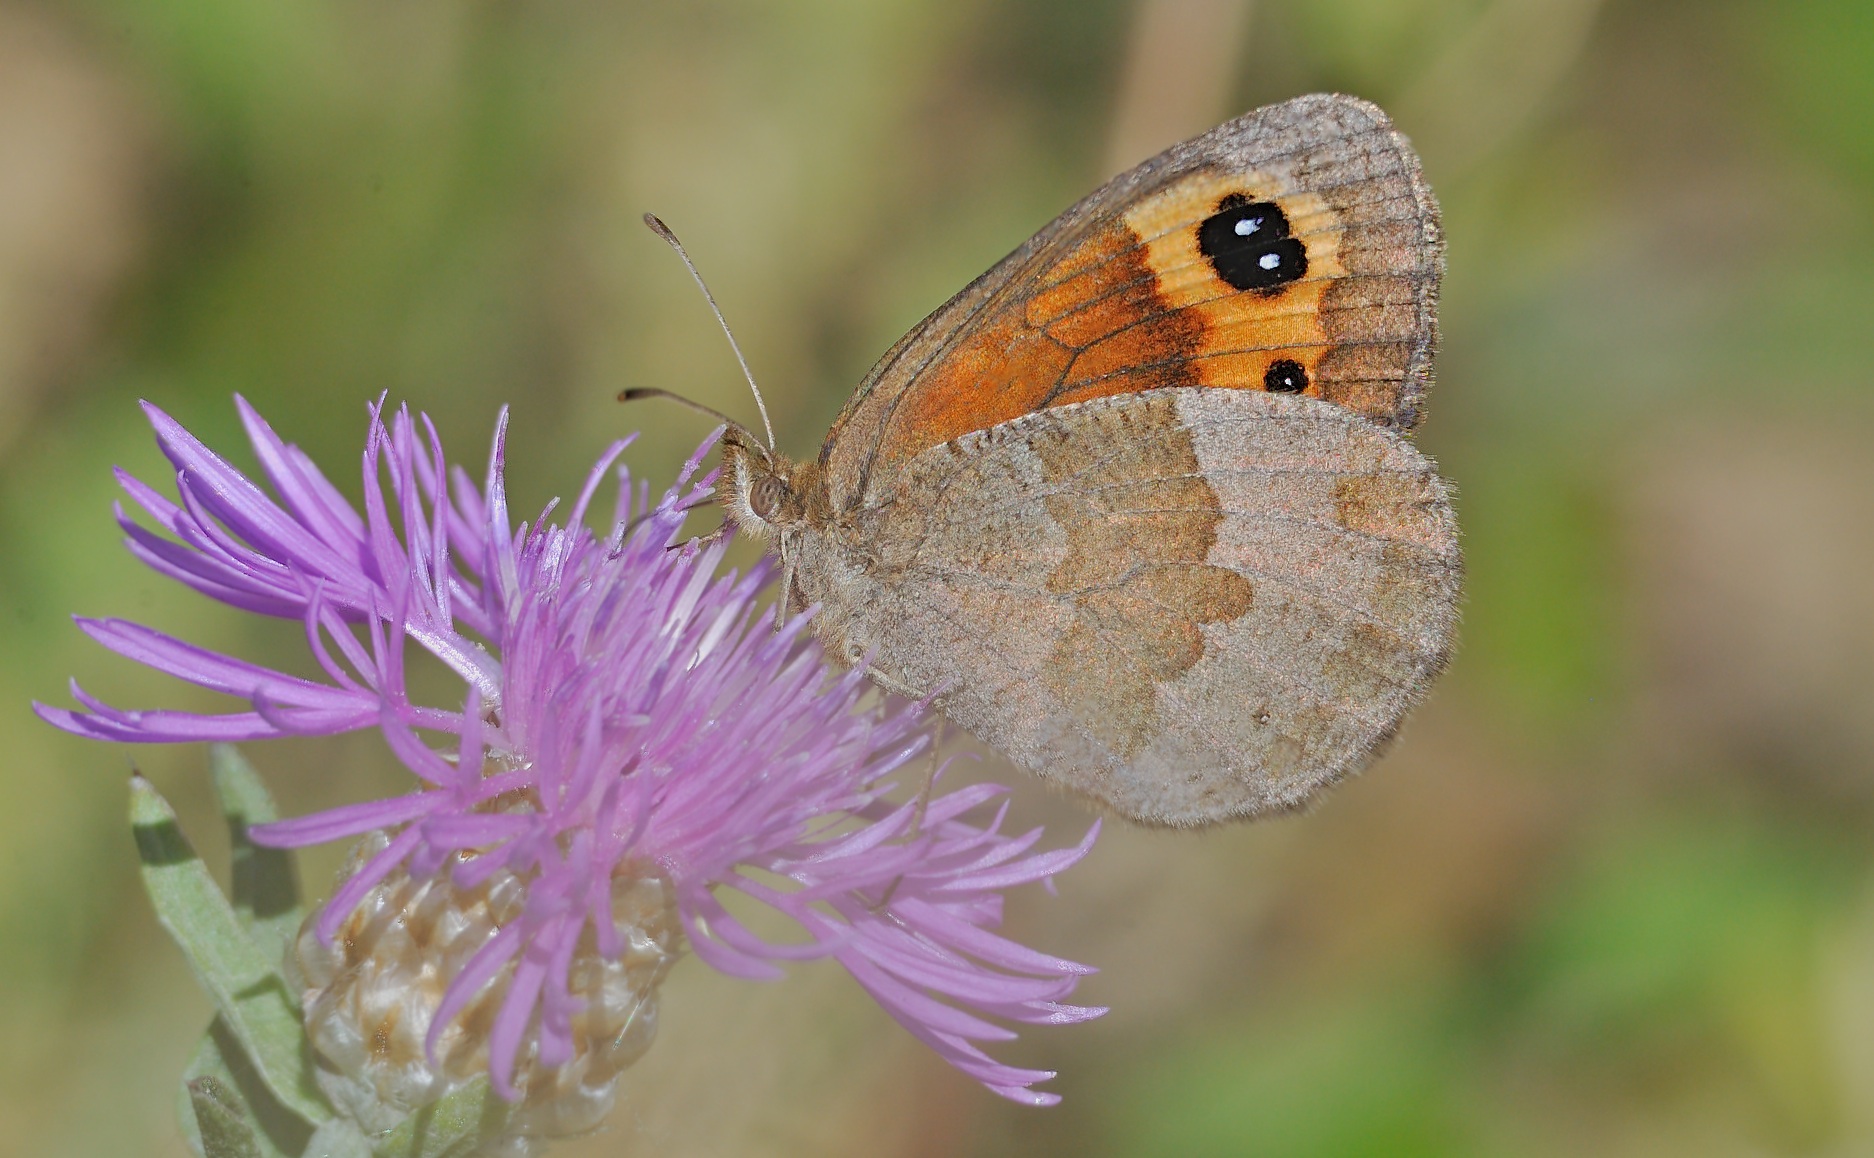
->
{"left": 1234, "top": 217, "right": 1262, "bottom": 236}
{"left": 1258, "top": 252, "right": 1282, "bottom": 270}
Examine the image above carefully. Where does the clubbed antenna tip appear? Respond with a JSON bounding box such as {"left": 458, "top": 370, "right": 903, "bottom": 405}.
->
{"left": 641, "top": 213, "right": 776, "bottom": 452}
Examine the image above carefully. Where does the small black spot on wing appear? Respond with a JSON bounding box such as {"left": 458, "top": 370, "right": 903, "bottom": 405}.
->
{"left": 1198, "top": 197, "right": 1308, "bottom": 293}
{"left": 1264, "top": 359, "right": 1309, "bottom": 393}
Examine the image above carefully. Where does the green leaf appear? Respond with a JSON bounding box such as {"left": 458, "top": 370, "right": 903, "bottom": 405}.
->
{"left": 188, "top": 1075, "right": 262, "bottom": 1158}
{"left": 131, "top": 774, "right": 331, "bottom": 1126}
{"left": 210, "top": 744, "right": 304, "bottom": 963}
{"left": 178, "top": 1019, "right": 318, "bottom": 1158}
{"left": 373, "top": 1077, "right": 514, "bottom": 1158}
{"left": 302, "top": 1118, "right": 373, "bottom": 1158}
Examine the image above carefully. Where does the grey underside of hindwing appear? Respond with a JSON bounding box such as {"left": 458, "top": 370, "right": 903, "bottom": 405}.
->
{"left": 791, "top": 387, "right": 1462, "bottom": 826}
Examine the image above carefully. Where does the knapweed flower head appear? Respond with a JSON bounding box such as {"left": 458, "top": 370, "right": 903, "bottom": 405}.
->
{"left": 40, "top": 397, "right": 1102, "bottom": 1130}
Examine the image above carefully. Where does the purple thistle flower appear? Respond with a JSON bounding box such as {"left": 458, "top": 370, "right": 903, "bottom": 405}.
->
{"left": 40, "top": 397, "right": 1103, "bottom": 1113}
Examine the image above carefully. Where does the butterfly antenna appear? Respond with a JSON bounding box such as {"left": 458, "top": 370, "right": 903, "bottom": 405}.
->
{"left": 616, "top": 386, "right": 743, "bottom": 431}
{"left": 642, "top": 213, "right": 776, "bottom": 452}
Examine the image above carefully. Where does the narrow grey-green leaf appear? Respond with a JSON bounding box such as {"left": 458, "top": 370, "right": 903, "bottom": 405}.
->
{"left": 131, "top": 775, "right": 331, "bottom": 1125}
{"left": 189, "top": 1075, "right": 262, "bottom": 1158}
{"left": 179, "top": 1018, "right": 318, "bottom": 1158}
{"left": 374, "top": 1077, "right": 513, "bottom": 1158}
{"left": 210, "top": 744, "right": 304, "bottom": 962}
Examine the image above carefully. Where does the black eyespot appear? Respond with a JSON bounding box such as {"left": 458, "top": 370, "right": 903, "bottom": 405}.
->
{"left": 1198, "top": 197, "right": 1307, "bottom": 292}
{"left": 1264, "top": 359, "right": 1309, "bottom": 394}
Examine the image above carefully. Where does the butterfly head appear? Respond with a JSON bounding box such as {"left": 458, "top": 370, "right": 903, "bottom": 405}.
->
{"left": 720, "top": 425, "right": 817, "bottom": 539}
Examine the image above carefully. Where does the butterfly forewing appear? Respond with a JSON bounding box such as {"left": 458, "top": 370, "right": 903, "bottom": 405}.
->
{"left": 818, "top": 93, "right": 1443, "bottom": 514}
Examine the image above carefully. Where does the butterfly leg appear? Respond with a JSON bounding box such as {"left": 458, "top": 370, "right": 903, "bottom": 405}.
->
{"left": 909, "top": 714, "right": 948, "bottom": 831}
{"left": 874, "top": 716, "right": 950, "bottom": 911}
{"left": 772, "top": 554, "right": 797, "bottom": 632}
{"left": 862, "top": 665, "right": 930, "bottom": 700}
{"left": 665, "top": 523, "right": 730, "bottom": 553}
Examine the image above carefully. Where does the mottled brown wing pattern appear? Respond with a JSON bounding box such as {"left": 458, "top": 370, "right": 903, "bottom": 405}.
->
{"left": 790, "top": 387, "right": 1461, "bottom": 826}
{"left": 817, "top": 94, "right": 1443, "bottom": 512}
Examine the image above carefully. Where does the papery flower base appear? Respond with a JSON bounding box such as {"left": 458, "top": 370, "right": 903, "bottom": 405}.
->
{"left": 291, "top": 833, "right": 682, "bottom": 1153}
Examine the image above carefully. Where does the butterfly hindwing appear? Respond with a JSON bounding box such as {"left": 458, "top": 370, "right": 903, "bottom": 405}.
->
{"left": 792, "top": 387, "right": 1461, "bottom": 826}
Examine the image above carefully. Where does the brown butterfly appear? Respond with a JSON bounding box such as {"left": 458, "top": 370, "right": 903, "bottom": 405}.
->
{"left": 679, "top": 94, "right": 1459, "bottom": 827}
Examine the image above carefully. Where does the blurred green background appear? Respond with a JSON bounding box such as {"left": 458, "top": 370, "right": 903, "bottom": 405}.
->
{"left": 5, "top": 0, "right": 1874, "bottom": 1153}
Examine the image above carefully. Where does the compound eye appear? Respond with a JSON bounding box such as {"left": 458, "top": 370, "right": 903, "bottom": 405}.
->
{"left": 748, "top": 475, "right": 788, "bottom": 521}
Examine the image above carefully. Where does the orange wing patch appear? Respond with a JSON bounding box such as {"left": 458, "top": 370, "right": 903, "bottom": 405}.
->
{"left": 863, "top": 166, "right": 1434, "bottom": 482}
{"left": 1042, "top": 172, "right": 1336, "bottom": 405}
{"left": 1044, "top": 167, "right": 1429, "bottom": 423}
{"left": 833, "top": 102, "right": 1442, "bottom": 502}
{"left": 879, "top": 227, "right": 1204, "bottom": 472}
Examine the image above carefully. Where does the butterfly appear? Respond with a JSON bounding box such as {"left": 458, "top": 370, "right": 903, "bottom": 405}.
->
{"left": 700, "top": 93, "right": 1460, "bottom": 827}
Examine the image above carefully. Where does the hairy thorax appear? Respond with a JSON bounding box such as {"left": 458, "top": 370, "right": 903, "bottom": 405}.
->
{"left": 721, "top": 435, "right": 894, "bottom": 680}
